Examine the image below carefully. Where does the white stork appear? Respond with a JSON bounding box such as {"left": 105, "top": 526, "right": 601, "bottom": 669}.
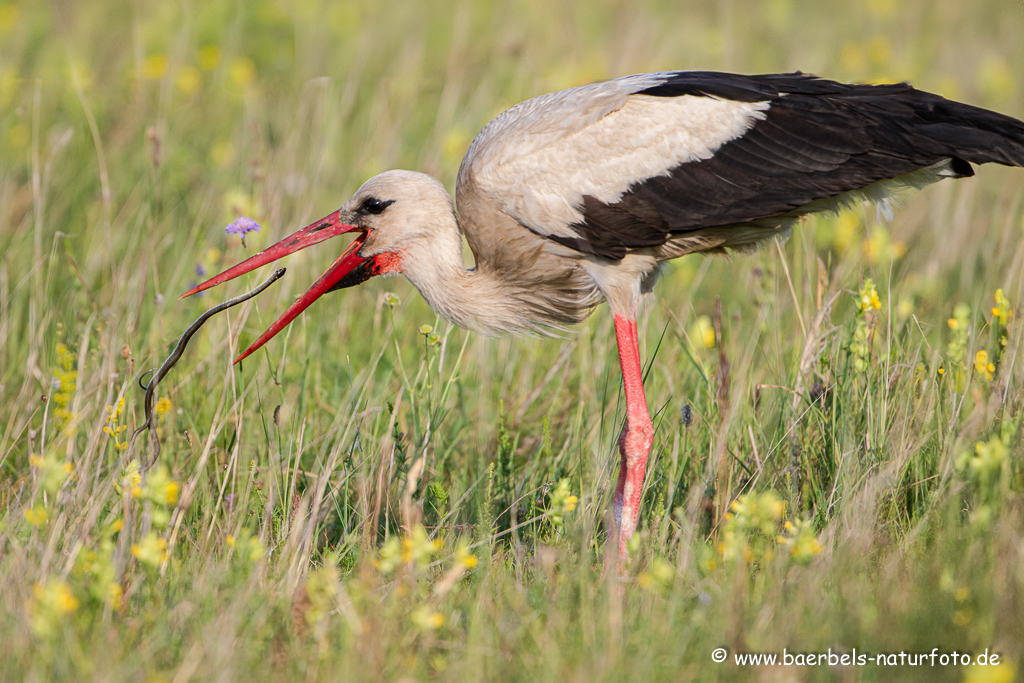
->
{"left": 184, "top": 71, "right": 1024, "bottom": 561}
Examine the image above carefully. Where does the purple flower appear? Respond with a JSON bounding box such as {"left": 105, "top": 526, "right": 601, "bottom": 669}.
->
{"left": 225, "top": 216, "right": 262, "bottom": 236}
{"left": 195, "top": 263, "right": 207, "bottom": 277}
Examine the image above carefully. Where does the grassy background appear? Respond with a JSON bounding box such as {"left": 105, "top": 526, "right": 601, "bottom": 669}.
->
{"left": 1, "top": 0, "right": 1022, "bottom": 681}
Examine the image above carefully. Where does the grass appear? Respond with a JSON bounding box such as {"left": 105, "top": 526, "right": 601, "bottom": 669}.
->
{"left": 1, "top": 0, "right": 1023, "bottom": 681}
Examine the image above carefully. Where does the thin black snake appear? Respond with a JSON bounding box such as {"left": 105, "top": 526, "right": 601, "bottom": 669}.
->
{"left": 127, "top": 268, "right": 286, "bottom": 466}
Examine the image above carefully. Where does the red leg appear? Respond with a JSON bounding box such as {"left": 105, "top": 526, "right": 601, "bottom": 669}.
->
{"left": 612, "top": 315, "right": 653, "bottom": 565}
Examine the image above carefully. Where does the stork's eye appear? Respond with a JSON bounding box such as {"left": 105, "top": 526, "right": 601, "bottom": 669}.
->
{"left": 359, "top": 197, "right": 393, "bottom": 215}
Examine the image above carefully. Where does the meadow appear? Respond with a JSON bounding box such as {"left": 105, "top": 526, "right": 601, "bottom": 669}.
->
{"left": 0, "top": 0, "right": 1022, "bottom": 681}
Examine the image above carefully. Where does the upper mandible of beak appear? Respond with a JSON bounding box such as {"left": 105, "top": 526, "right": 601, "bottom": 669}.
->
{"left": 180, "top": 209, "right": 375, "bottom": 364}
{"left": 180, "top": 210, "right": 359, "bottom": 299}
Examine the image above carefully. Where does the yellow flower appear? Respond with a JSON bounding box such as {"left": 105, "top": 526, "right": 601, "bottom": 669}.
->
{"left": 53, "top": 343, "right": 79, "bottom": 427}
{"left": 455, "top": 540, "right": 478, "bottom": 570}
{"left": 116, "top": 459, "right": 143, "bottom": 497}
{"left": 108, "top": 582, "right": 124, "bottom": 610}
{"left": 974, "top": 350, "right": 994, "bottom": 381}
{"left": 957, "top": 434, "right": 1009, "bottom": 481}
{"left": 140, "top": 54, "right": 167, "bottom": 80}
{"left": 411, "top": 605, "right": 445, "bottom": 630}
{"left": 104, "top": 396, "right": 129, "bottom": 449}
{"left": 547, "top": 479, "right": 580, "bottom": 528}
{"left": 55, "top": 584, "right": 78, "bottom": 614}
{"left": 28, "top": 579, "right": 79, "bottom": 637}
{"left": 851, "top": 279, "right": 883, "bottom": 374}
{"left": 718, "top": 491, "right": 790, "bottom": 565}
{"left": 23, "top": 505, "right": 48, "bottom": 526}
{"left": 132, "top": 532, "right": 169, "bottom": 569}
{"left": 857, "top": 279, "right": 882, "bottom": 311}
{"left": 154, "top": 397, "right": 172, "bottom": 419}
{"left": 30, "top": 452, "right": 74, "bottom": 494}
{"left": 991, "top": 288, "right": 1011, "bottom": 327}
{"left": 779, "top": 517, "right": 823, "bottom": 562}
{"left": 138, "top": 464, "right": 181, "bottom": 514}
{"left": 164, "top": 481, "right": 180, "bottom": 505}
{"left": 862, "top": 225, "right": 904, "bottom": 262}
{"left": 945, "top": 303, "right": 972, "bottom": 391}
{"left": 226, "top": 529, "right": 264, "bottom": 564}
{"left": 375, "top": 525, "right": 441, "bottom": 574}
{"left": 689, "top": 315, "right": 715, "bottom": 349}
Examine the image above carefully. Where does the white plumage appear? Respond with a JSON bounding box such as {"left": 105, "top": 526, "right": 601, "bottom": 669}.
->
{"left": 465, "top": 86, "right": 769, "bottom": 235}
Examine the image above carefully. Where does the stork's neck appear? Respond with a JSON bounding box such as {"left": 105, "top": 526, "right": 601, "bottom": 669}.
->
{"left": 397, "top": 211, "right": 519, "bottom": 335}
{"left": 397, "top": 207, "right": 594, "bottom": 336}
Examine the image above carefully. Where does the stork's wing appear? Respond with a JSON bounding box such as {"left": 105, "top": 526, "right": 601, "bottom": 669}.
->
{"left": 459, "top": 71, "right": 1024, "bottom": 260}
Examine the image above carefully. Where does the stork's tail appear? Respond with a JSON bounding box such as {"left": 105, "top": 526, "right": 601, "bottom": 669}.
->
{"left": 873, "top": 85, "right": 1024, "bottom": 172}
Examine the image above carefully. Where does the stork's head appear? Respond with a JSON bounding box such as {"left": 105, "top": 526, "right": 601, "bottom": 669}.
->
{"left": 182, "top": 170, "right": 452, "bottom": 363}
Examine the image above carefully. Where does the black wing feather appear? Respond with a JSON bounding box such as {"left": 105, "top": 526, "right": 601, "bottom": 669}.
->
{"left": 559, "top": 72, "right": 1024, "bottom": 260}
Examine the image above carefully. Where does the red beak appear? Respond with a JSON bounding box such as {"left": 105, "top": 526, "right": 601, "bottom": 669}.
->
{"left": 181, "top": 210, "right": 372, "bottom": 364}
